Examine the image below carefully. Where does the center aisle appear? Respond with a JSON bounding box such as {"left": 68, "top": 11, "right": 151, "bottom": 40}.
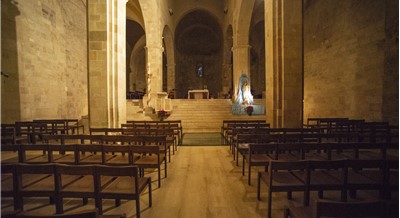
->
{"left": 140, "top": 146, "right": 267, "bottom": 218}
{"left": 104, "top": 146, "right": 289, "bottom": 218}
{"left": 181, "top": 132, "right": 223, "bottom": 146}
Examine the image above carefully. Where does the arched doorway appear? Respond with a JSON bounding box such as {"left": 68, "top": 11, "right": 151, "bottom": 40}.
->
{"left": 174, "top": 10, "right": 223, "bottom": 99}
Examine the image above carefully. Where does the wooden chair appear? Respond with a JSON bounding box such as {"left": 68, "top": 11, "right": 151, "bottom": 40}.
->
{"left": 96, "top": 165, "right": 152, "bottom": 218}
{"left": 41, "top": 134, "right": 64, "bottom": 145}
{"left": 48, "top": 144, "right": 77, "bottom": 164}
{"left": 292, "top": 160, "right": 347, "bottom": 204}
{"left": 16, "top": 163, "right": 56, "bottom": 211}
{"left": 384, "top": 159, "right": 399, "bottom": 199}
{"left": 131, "top": 144, "right": 166, "bottom": 188}
{"left": 2, "top": 124, "right": 28, "bottom": 144}
{"left": 1, "top": 144, "right": 21, "bottom": 164}
{"left": 153, "top": 131, "right": 172, "bottom": 162}
{"left": 64, "top": 119, "right": 84, "bottom": 135}
{"left": 76, "top": 144, "right": 104, "bottom": 165}
{"left": 90, "top": 128, "right": 124, "bottom": 136}
{"left": 19, "top": 144, "right": 50, "bottom": 164}
{"left": 345, "top": 159, "right": 385, "bottom": 199}
{"left": 284, "top": 199, "right": 386, "bottom": 218}
{"left": 1, "top": 164, "right": 18, "bottom": 210}
{"left": 235, "top": 133, "right": 275, "bottom": 166}
{"left": 257, "top": 160, "right": 309, "bottom": 218}
{"left": 102, "top": 145, "right": 134, "bottom": 166}
{"left": 54, "top": 164, "right": 98, "bottom": 214}
{"left": 243, "top": 143, "right": 274, "bottom": 185}
{"left": 15, "top": 122, "right": 35, "bottom": 144}
{"left": 62, "top": 134, "right": 102, "bottom": 145}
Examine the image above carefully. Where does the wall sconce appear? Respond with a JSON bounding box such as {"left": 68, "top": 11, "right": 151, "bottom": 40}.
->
{"left": 169, "top": 8, "right": 173, "bottom": 16}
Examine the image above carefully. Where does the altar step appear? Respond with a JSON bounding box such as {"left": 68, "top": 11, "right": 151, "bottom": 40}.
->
{"left": 168, "top": 99, "right": 266, "bottom": 133}
{"left": 126, "top": 99, "right": 266, "bottom": 133}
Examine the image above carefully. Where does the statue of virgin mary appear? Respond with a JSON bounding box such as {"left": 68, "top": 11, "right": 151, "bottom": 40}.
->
{"left": 235, "top": 74, "right": 253, "bottom": 106}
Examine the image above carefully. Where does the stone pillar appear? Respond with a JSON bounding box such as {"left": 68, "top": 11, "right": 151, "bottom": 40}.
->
{"left": 166, "top": 63, "right": 175, "bottom": 92}
{"left": 222, "top": 63, "right": 232, "bottom": 95}
{"left": 232, "top": 44, "right": 251, "bottom": 101}
{"left": 144, "top": 45, "right": 163, "bottom": 108}
{"left": 88, "top": 0, "right": 127, "bottom": 128}
{"left": 265, "top": 0, "right": 303, "bottom": 128}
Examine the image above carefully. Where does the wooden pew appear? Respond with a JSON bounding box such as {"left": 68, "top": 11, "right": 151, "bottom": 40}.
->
{"left": 257, "top": 159, "right": 397, "bottom": 218}
{"left": 16, "top": 163, "right": 56, "bottom": 211}
{"left": 304, "top": 117, "right": 349, "bottom": 133}
{"left": 15, "top": 121, "right": 48, "bottom": 144}
{"left": 1, "top": 124, "right": 28, "bottom": 145}
{"left": 258, "top": 160, "right": 309, "bottom": 218}
{"left": 244, "top": 143, "right": 275, "bottom": 185}
{"left": 89, "top": 128, "right": 125, "bottom": 135}
{"left": 1, "top": 164, "right": 18, "bottom": 210}
{"left": 96, "top": 165, "right": 152, "bottom": 217}
{"left": 127, "top": 120, "right": 183, "bottom": 145}
{"left": 64, "top": 119, "right": 84, "bottom": 134}
{"left": 3, "top": 164, "right": 152, "bottom": 217}
{"left": 220, "top": 120, "right": 267, "bottom": 144}
{"left": 55, "top": 164, "right": 96, "bottom": 213}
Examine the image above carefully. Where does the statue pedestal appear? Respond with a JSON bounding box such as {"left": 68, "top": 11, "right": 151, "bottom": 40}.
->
{"left": 231, "top": 104, "right": 265, "bottom": 115}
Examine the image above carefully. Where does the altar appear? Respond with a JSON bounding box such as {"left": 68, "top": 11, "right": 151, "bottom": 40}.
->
{"left": 188, "top": 89, "right": 209, "bottom": 99}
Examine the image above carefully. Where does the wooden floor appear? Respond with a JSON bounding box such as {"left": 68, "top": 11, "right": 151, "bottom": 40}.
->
{"left": 1, "top": 144, "right": 391, "bottom": 218}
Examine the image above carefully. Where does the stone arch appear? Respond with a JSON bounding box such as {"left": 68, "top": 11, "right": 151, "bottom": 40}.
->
{"left": 126, "top": 0, "right": 146, "bottom": 98}
{"left": 174, "top": 9, "right": 223, "bottom": 99}
{"left": 129, "top": 35, "right": 146, "bottom": 94}
{"left": 126, "top": 19, "right": 146, "bottom": 96}
{"left": 249, "top": 19, "right": 266, "bottom": 99}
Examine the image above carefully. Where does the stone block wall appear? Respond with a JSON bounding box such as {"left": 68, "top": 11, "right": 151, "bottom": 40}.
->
{"left": 304, "top": 0, "right": 398, "bottom": 124}
{"left": 175, "top": 53, "right": 223, "bottom": 99}
{"left": 1, "top": 0, "right": 88, "bottom": 123}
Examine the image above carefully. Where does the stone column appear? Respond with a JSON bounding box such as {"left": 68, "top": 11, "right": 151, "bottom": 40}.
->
{"left": 144, "top": 45, "right": 164, "bottom": 109}
{"left": 265, "top": 0, "right": 303, "bottom": 128}
{"left": 166, "top": 63, "right": 175, "bottom": 93}
{"left": 232, "top": 44, "right": 251, "bottom": 101}
{"left": 88, "top": 0, "right": 127, "bottom": 128}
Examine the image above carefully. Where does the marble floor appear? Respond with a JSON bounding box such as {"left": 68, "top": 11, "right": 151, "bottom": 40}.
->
{"left": 1, "top": 135, "right": 397, "bottom": 218}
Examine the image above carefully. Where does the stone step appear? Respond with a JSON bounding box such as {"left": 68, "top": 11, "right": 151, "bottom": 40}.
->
{"left": 126, "top": 99, "right": 266, "bottom": 133}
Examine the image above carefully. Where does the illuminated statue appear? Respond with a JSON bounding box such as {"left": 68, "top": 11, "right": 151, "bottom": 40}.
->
{"left": 235, "top": 74, "right": 253, "bottom": 106}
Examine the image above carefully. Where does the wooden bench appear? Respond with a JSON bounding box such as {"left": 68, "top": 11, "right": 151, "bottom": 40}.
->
{"left": 235, "top": 132, "right": 361, "bottom": 167}
{"left": 127, "top": 120, "right": 183, "bottom": 145}
{"left": 258, "top": 159, "right": 309, "bottom": 218}
{"left": 89, "top": 128, "right": 125, "bottom": 135}
{"left": 1, "top": 124, "right": 28, "bottom": 145}
{"left": 2, "top": 163, "right": 151, "bottom": 217}
{"left": 257, "top": 159, "right": 396, "bottom": 218}
{"left": 33, "top": 119, "right": 84, "bottom": 135}
{"left": 220, "top": 120, "right": 267, "bottom": 144}
{"left": 304, "top": 118, "right": 349, "bottom": 133}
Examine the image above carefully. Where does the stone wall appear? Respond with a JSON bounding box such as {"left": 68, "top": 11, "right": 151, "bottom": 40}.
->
{"left": 1, "top": 0, "right": 87, "bottom": 122}
{"left": 175, "top": 53, "right": 223, "bottom": 99}
{"left": 304, "top": 0, "right": 397, "bottom": 124}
